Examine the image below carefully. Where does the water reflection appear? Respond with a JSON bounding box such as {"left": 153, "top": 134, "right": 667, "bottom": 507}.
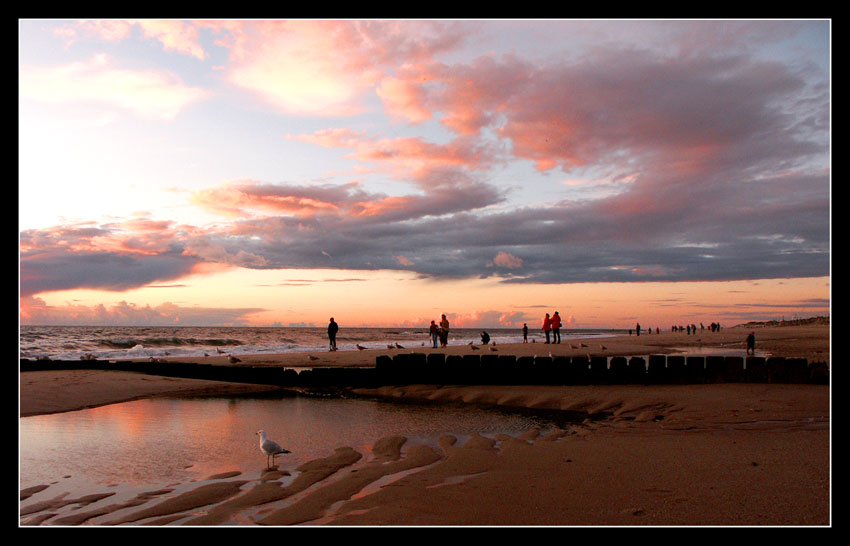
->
{"left": 20, "top": 392, "right": 560, "bottom": 489}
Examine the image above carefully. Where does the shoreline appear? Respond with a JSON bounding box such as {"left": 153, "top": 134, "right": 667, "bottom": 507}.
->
{"left": 19, "top": 324, "right": 831, "bottom": 526}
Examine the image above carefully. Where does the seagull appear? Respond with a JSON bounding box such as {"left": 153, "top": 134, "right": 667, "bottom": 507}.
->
{"left": 307, "top": 355, "right": 320, "bottom": 361}
{"left": 356, "top": 344, "right": 367, "bottom": 351}
{"left": 580, "top": 343, "right": 588, "bottom": 348}
{"left": 600, "top": 345, "right": 607, "bottom": 351}
{"left": 570, "top": 344, "right": 579, "bottom": 349}
{"left": 229, "top": 355, "right": 242, "bottom": 363}
{"left": 216, "top": 348, "right": 225, "bottom": 355}
{"left": 257, "top": 430, "right": 290, "bottom": 467}
{"left": 387, "top": 344, "right": 395, "bottom": 350}
{"left": 395, "top": 343, "right": 405, "bottom": 349}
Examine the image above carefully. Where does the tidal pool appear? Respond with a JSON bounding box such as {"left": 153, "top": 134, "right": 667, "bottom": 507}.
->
{"left": 20, "top": 391, "right": 563, "bottom": 490}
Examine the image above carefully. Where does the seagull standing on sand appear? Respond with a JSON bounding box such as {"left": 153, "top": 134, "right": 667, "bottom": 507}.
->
{"left": 257, "top": 430, "right": 290, "bottom": 467}
{"left": 356, "top": 344, "right": 367, "bottom": 351}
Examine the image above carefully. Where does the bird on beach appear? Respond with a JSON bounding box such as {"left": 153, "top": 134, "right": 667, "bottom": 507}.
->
{"left": 600, "top": 345, "right": 607, "bottom": 351}
{"left": 570, "top": 344, "right": 579, "bottom": 349}
{"left": 580, "top": 343, "right": 588, "bottom": 348}
{"left": 229, "top": 355, "right": 241, "bottom": 363}
{"left": 387, "top": 344, "right": 395, "bottom": 350}
{"left": 471, "top": 345, "right": 480, "bottom": 351}
{"left": 256, "top": 430, "right": 290, "bottom": 467}
{"left": 490, "top": 346, "right": 498, "bottom": 352}
{"left": 356, "top": 344, "right": 368, "bottom": 351}
{"left": 307, "top": 355, "right": 320, "bottom": 361}
{"left": 216, "top": 348, "right": 225, "bottom": 355}
{"left": 395, "top": 343, "right": 405, "bottom": 349}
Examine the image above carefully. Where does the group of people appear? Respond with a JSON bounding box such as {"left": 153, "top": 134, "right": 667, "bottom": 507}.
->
{"left": 540, "top": 311, "right": 563, "bottom": 344}
{"left": 428, "top": 314, "right": 451, "bottom": 348}
{"left": 671, "top": 322, "right": 722, "bottom": 334}
{"left": 630, "top": 323, "right": 659, "bottom": 336}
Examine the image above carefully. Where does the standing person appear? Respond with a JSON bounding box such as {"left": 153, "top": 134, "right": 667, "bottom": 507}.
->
{"left": 746, "top": 331, "right": 756, "bottom": 355}
{"left": 522, "top": 323, "right": 528, "bottom": 343}
{"left": 542, "top": 313, "right": 552, "bottom": 344}
{"left": 440, "top": 314, "right": 450, "bottom": 348}
{"left": 327, "top": 317, "right": 339, "bottom": 351}
{"left": 429, "top": 320, "right": 439, "bottom": 348}
{"left": 636, "top": 322, "right": 641, "bottom": 337}
{"left": 551, "top": 311, "right": 562, "bottom": 344}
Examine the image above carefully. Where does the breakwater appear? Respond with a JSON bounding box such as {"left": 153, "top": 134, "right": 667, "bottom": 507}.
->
{"left": 20, "top": 353, "right": 829, "bottom": 387}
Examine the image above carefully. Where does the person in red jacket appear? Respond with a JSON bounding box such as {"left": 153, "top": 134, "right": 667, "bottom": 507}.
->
{"left": 551, "top": 311, "right": 562, "bottom": 344}
{"left": 542, "top": 313, "right": 551, "bottom": 344}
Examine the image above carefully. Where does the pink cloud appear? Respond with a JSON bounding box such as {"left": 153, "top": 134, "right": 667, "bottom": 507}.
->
{"left": 135, "top": 19, "right": 207, "bottom": 59}
{"left": 56, "top": 20, "right": 207, "bottom": 59}
{"left": 289, "top": 129, "right": 496, "bottom": 182}
{"left": 190, "top": 181, "right": 344, "bottom": 218}
{"left": 20, "top": 295, "right": 262, "bottom": 327}
{"left": 376, "top": 68, "right": 434, "bottom": 124}
{"left": 20, "top": 53, "right": 208, "bottom": 121}
{"left": 490, "top": 251, "right": 524, "bottom": 269}
{"left": 202, "top": 20, "right": 470, "bottom": 117}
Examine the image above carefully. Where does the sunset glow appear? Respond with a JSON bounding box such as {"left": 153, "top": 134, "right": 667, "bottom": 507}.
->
{"left": 19, "top": 19, "right": 830, "bottom": 329}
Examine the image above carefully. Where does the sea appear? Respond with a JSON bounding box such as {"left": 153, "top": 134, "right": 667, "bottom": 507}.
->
{"left": 19, "top": 325, "right": 624, "bottom": 362}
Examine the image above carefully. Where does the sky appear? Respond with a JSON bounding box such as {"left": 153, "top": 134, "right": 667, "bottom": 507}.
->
{"left": 19, "top": 19, "right": 831, "bottom": 329}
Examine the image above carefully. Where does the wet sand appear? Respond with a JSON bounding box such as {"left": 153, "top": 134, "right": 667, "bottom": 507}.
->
{"left": 19, "top": 324, "right": 830, "bottom": 526}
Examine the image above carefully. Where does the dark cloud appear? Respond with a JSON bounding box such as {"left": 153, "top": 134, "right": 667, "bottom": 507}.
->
{"left": 19, "top": 248, "right": 201, "bottom": 297}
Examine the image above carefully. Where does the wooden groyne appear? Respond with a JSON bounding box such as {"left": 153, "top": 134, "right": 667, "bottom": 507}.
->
{"left": 20, "top": 353, "right": 829, "bottom": 388}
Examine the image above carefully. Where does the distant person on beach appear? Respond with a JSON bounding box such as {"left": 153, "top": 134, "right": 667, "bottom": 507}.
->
{"left": 636, "top": 323, "right": 641, "bottom": 336}
{"left": 481, "top": 331, "right": 490, "bottom": 345}
{"left": 542, "top": 313, "right": 552, "bottom": 344}
{"left": 522, "top": 323, "right": 528, "bottom": 343}
{"left": 429, "top": 320, "right": 439, "bottom": 348}
{"left": 551, "top": 311, "right": 562, "bottom": 344}
{"left": 328, "top": 317, "right": 338, "bottom": 351}
{"left": 440, "top": 314, "right": 450, "bottom": 347}
{"left": 746, "top": 331, "right": 756, "bottom": 355}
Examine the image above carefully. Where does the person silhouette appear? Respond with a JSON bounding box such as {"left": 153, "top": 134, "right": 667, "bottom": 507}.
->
{"left": 328, "top": 317, "right": 338, "bottom": 351}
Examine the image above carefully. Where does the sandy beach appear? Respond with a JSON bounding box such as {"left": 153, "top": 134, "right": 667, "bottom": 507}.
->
{"left": 19, "top": 324, "right": 830, "bottom": 526}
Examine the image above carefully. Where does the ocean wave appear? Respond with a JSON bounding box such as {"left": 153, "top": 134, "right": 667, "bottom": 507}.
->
{"left": 98, "top": 337, "right": 244, "bottom": 349}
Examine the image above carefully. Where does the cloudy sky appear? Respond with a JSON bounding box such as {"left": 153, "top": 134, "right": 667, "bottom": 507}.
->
{"left": 19, "top": 19, "right": 830, "bottom": 328}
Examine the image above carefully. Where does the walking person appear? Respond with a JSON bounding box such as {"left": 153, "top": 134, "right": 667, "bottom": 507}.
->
{"left": 551, "top": 311, "right": 562, "bottom": 344}
{"left": 327, "top": 317, "right": 339, "bottom": 351}
{"left": 542, "top": 313, "right": 551, "bottom": 344}
{"left": 440, "top": 314, "right": 450, "bottom": 348}
{"left": 522, "top": 323, "right": 528, "bottom": 343}
{"left": 746, "top": 331, "right": 756, "bottom": 355}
